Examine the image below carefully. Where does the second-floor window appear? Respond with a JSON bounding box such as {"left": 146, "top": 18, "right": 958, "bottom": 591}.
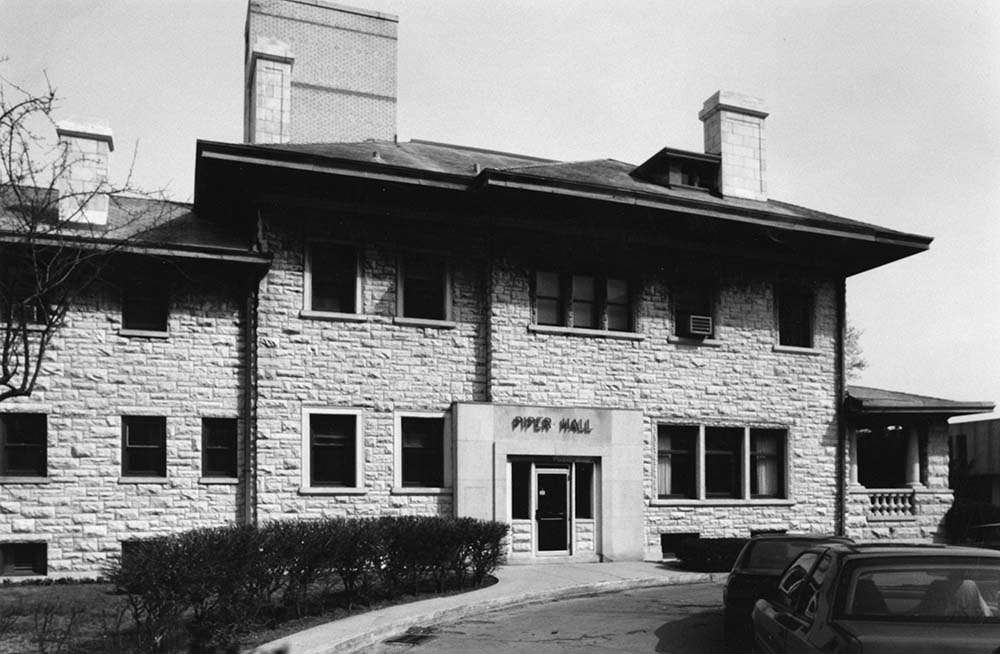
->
{"left": 399, "top": 252, "right": 449, "bottom": 321}
{"left": 122, "top": 281, "right": 168, "bottom": 332}
{"left": 305, "top": 242, "right": 359, "bottom": 314}
{"left": 534, "top": 271, "right": 632, "bottom": 331}
{"left": 777, "top": 286, "right": 813, "bottom": 347}
{"left": 0, "top": 413, "right": 47, "bottom": 477}
{"left": 673, "top": 283, "right": 715, "bottom": 339}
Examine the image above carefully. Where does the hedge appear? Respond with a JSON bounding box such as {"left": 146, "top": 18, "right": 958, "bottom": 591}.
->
{"left": 105, "top": 516, "right": 508, "bottom": 653}
{"left": 675, "top": 537, "right": 749, "bottom": 572}
{"left": 944, "top": 499, "right": 1000, "bottom": 544}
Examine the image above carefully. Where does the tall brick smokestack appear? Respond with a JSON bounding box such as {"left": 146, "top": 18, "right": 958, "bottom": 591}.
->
{"left": 243, "top": 0, "right": 398, "bottom": 144}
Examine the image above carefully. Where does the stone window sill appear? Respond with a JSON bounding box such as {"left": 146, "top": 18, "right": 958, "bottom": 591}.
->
{"left": 667, "top": 336, "right": 723, "bottom": 347}
{"left": 298, "top": 486, "right": 367, "bottom": 496}
{"left": 772, "top": 344, "right": 820, "bottom": 356}
{"left": 0, "top": 476, "right": 50, "bottom": 484}
{"left": 118, "top": 476, "right": 168, "bottom": 484}
{"left": 393, "top": 317, "right": 457, "bottom": 329}
{"left": 118, "top": 329, "right": 169, "bottom": 339}
{"left": 391, "top": 486, "right": 453, "bottom": 496}
{"left": 199, "top": 477, "right": 239, "bottom": 485}
{"left": 299, "top": 310, "right": 366, "bottom": 322}
{"left": 650, "top": 498, "right": 795, "bottom": 507}
{"left": 528, "top": 324, "right": 645, "bottom": 341}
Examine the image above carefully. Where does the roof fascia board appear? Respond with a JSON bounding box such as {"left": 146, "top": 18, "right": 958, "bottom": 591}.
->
{"left": 0, "top": 232, "right": 270, "bottom": 266}
{"left": 479, "top": 175, "right": 930, "bottom": 251}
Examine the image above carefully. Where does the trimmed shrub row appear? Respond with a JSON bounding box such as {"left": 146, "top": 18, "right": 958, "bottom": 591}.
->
{"left": 675, "top": 537, "right": 748, "bottom": 572}
{"left": 105, "top": 516, "right": 508, "bottom": 653}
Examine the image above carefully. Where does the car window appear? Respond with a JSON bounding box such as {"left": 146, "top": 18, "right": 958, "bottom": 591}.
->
{"left": 745, "top": 540, "right": 816, "bottom": 571}
{"left": 798, "top": 553, "right": 832, "bottom": 620}
{"left": 838, "top": 558, "right": 1000, "bottom": 622}
{"left": 776, "top": 552, "right": 819, "bottom": 607}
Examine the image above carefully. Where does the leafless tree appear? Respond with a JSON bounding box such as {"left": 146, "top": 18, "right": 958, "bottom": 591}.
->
{"left": 845, "top": 322, "right": 868, "bottom": 381}
{"left": 0, "top": 71, "right": 172, "bottom": 402}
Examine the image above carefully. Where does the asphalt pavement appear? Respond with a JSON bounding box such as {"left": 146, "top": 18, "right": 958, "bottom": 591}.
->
{"left": 249, "top": 561, "right": 727, "bottom": 654}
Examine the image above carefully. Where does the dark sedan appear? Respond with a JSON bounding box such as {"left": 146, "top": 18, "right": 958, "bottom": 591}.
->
{"left": 723, "top": 533, "right": 852, "bottom": 639}
{"left": 752, "top": 543, "right": 1000, "bottom": 654}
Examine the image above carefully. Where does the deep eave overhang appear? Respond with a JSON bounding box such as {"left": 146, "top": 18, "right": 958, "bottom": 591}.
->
{"left": 195, "top": 140, "right": 932, "bottom": 267}
{"left": 845, "top": 389, "right": 995, "bottom": 420}
{"left": 0, "top": 229, "right": 272, "bottom": 267}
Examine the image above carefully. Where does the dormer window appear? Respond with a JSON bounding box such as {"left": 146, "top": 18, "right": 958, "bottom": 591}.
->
{"left": 631, "top": 147, "right": 720, "bottom": 194}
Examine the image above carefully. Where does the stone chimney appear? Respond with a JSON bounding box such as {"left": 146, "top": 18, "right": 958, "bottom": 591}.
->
{"left": 244, "top": 0, "right": 398, "bottom": 144}
{"left": 698, "top": 91, "right": 768, "bottom": 201}
{"left": 55, "top": 119, "right": 114, "bottom": 226}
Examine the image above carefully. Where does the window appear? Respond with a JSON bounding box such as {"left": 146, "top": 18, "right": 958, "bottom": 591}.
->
{"left": 705, "top": 427, "right": 741, "bottom": 498}
{"left": 574, "top": 462, "right": 594, "bottom": 519}
{"left": 656, "top": 424, "right": 788, "bottom": 501}
{"left": 305, "top": 242, "right": 359, "bottom": 314}
{"left": 399, "top": 252, "right": 448, "bottom": 320}
{"left": 657, "top": 425, "right": 696, "bottom": 498}
{"left": 201, "top": 418, "right": 237, "bottom": 478}
{"left": 510, "top": 460, "right": 531, "bottom": 519}
{"left": 0, "top": 542, "right": 46, "bottom": 576}
{"left": 122, "top": 281, "right": 168, "bottom": 332}
{"left": 400, "top": 416, "right": 444, "bottom": 487}
{"left": 0, "top": 413, "right": 46, "bottom": 477}
{"left": 534, "top": 271, "right": 632, "bottom": 331}
{"left": 751, "top": 428, "right": 785, "bottom": 498}
{"left": 122, "top": 416, "right": 166, "bottom": 477}
{"left": 673, "top": 282, "right": 714, "bottom": 338}
{"left": 777, "top": 286, "right": 813, "bottom": 347}
{"left": 308, "top": 412, "right": 358, "bottom": 487}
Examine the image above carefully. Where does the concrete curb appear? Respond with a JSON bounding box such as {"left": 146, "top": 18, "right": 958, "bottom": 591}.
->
{"left": 253, "top": 571, "right": 727, "bottom": 654}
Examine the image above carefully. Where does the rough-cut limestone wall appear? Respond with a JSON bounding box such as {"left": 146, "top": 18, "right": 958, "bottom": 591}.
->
{"left": 0, "top": 276, "right": 246, "bottom": 577}
{"left": 253, "top": 215, "right": 487, "bottom": 522}
{"left": 488, "top": 256, "right": 841, "bottom": 556}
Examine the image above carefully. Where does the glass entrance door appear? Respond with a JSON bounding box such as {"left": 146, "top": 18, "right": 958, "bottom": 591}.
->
{"left": 535, "top": 468, "right": 569, "bottom": 553}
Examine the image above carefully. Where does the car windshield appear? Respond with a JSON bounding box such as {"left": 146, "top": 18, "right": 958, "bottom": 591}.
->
{"left": 840, "top": 558, "right": 1000, "bottom": 622}
{"left": 744, "top": 540, "right": 816, "bottom": 571}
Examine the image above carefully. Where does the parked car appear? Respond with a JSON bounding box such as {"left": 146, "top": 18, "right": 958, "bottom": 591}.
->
{"left": 752, "top": 543, "right": 1000, "bottom": 654}
{"left": 965, "top": 523, "right": 1000, "bottom": 551}
{"left": 723, "top": 533, "right": 852, "bottom": 639}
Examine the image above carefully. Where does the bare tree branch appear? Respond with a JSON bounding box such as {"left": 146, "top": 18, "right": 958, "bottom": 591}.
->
{"left": 0, "top": 70, "right": 173, "bottom": 402}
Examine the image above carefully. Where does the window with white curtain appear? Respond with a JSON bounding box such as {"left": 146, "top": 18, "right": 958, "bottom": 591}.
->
{"left": 656, "top": 423, "right": 788, "bottom": 501}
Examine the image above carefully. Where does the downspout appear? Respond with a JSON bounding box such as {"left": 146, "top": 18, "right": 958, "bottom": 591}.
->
{"left": 834, "top": 278, "right": 847, "bottom": 536}
{"left": 242, "top": 273, "right": 260, "bottom": 527}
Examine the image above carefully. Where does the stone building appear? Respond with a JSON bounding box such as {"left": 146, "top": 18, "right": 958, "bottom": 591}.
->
{"left": 0, "top": 0, "right": 992, "bottom": 577}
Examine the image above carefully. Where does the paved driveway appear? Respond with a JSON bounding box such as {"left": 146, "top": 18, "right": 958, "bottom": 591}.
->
{"left": 364, "top": 581, "right": 749, "bottom": 654}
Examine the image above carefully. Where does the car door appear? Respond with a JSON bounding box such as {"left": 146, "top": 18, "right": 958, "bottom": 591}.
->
{"left": 754, "top": 551, "right": 819, "bottom": 653}
{"left": 782, "top": 553, "right": 833, "bottom": 654}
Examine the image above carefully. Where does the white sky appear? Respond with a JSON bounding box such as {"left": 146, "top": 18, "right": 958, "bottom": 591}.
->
{"left": 3, "top": 0, "right": 999, "bottom": 416}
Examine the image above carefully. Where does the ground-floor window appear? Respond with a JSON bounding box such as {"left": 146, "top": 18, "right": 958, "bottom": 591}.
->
{"left": 394, "top": 410, "right": 452, "bottom": 490}
{"left": 0, "top": 542, "right": 46, "bottom": 576}
{"left": 656, "top": 423, "right": 789, "bottom": 500}
{"left": 301, "top": 408, "right": 363, "bottom": 492}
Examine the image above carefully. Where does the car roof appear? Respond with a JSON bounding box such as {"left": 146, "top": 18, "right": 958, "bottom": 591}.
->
{"left": 819, "top": 542, "right": 1000, "bottom": 559}
{"left": 747, "top": 533, "right": 852, "bottom": 542}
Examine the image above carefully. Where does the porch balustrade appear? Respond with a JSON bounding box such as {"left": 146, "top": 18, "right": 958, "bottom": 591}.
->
{"left": 864, "top": 488, "right": 917, "bottom": 520}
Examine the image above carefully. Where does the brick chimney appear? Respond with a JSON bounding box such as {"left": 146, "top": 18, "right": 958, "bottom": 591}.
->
{"left": 244, "top": 0, "right": 398, "bottom": 144}
{"left": 55, "top": 119, "right": 114, "bottom": 226}
{"left": 698, "top": 91, "right": 768, "bottom": 201}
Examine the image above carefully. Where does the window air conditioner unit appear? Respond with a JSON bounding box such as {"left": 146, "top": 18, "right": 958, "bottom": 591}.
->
{"left": 688, "top": 314, "right": 713, "bottom": 336}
